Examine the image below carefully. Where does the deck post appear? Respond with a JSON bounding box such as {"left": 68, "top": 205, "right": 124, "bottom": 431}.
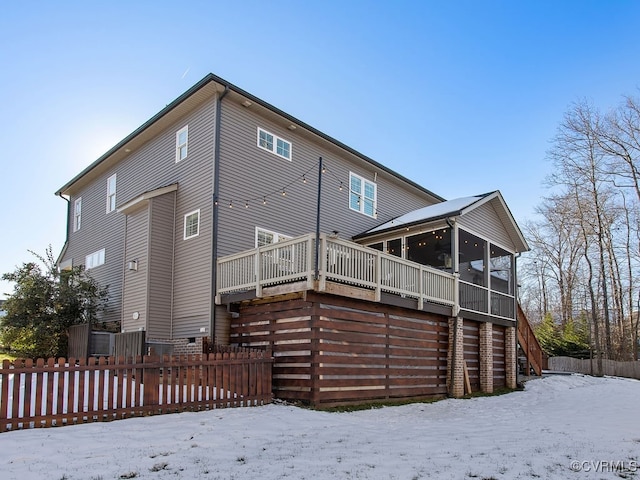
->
{"left": 448, "top": 317, "right": 465, "bottom": 398}
{"left": 505, "top": 326, "right": 517, "bottom": 388}
{"left": 255, "top": 251, "right": 262, "bottom": 298}
{"left": 479, "top": 322, "right": 494, "bottom": 393}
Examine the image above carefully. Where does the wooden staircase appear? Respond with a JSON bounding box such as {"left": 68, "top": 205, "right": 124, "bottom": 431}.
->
{"left": 517, "top": 304, "right": 543, "bottom": 376}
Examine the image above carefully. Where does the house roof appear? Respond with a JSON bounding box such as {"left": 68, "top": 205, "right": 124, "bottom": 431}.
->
{"left": 354, "top": 191, "right": 530, "bottom": 253}
{"left": 55, "top": 73, "right": 444, "bottom": 204}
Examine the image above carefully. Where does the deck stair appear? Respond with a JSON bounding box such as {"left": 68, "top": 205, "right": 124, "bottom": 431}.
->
{"left": 517, "top": 303, "right": 543, "bottom": 376}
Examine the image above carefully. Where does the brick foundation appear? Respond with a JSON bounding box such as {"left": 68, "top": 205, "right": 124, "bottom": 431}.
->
{"left": 146, "top": 336, "right": 204, "bottom": 356}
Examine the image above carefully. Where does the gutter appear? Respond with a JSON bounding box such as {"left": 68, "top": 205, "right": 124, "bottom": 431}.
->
{"left": 210, "top": 86, "right": 230, "bottom": 345}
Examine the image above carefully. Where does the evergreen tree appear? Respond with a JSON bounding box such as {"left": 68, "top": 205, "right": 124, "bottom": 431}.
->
{"left": 0, "top": 247, "right": 108, "bottom": 359}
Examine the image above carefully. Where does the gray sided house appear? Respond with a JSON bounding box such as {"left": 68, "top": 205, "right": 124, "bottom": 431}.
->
{"left": 56, "top": 73, "right": 534, "bottom": 405}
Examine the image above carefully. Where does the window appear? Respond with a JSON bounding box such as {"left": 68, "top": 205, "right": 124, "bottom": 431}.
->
{"left": 85, "top": 249, "right": 105, "bottom": 269}
{"left": 349, "top": 172, "right": 377, "bottom": 217}
{"left": 184, "top": 209, "right": 200, "bottom": 239}
{"left": 73, "top": 198, "right": 82, "bottom": 232}
{"left": 256, "top": 227, "right": 290, "bottom": 247}
{"left": 257, "top": 127, "right": 291, "bottom": 161}
{"left": 106, "top": 174, "right": 117, "bottom": 213}
{"left": 176, "top": 125, "right": 188, "bottom": 162}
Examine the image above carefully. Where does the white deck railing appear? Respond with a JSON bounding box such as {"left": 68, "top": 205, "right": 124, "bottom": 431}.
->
{"left": 216, "top": 233, "right": 456, "bottom": 310}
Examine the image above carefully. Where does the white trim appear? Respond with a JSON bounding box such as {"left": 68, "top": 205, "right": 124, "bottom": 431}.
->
{"left": 117, "top": 183, "right": 178, "bottom": 214}
{"left": 73, "top": 197, "right": 82, "bottom": 232}
{"left": 349, "top": 172, "right": 377, "bottom": 218}
{"left": 176, "top": 125, "right": 188, "bottom": 162}
{"left": 256, "top": 127, "right": 292, "bottom": 161}
{"left": 184, "top": 209, "right": 200, "bottom": 240}
{"left": 106, "top": 174, "right": 117, "bottom": 213}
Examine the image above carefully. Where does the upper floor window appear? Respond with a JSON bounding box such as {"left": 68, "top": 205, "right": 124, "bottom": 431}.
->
{"left": 184, "top": 209, "right": 200, "bottom": 239}
{"left": 85, "top": 248, "right": 105, "bottom": 269}
{"left": 176, "top": 125, "right": 188, "bottom": 162}
{"left": 257, "top": 127, "right": 291, "bottom": 161}
{"left": 106, "top": 174, "right": 117, "bottom": 213}
{"left": 73, "top": 198, "right": 82, "bottom": 232}
{"left": 349, "top": 172, "right": 377, "bottom": 217}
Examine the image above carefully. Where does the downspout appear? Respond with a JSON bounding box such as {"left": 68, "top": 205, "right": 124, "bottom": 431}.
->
{"left": 514, "top": 252, "right": 521, "bottom": 377}
{"left": 55, "top": 193, "right": 71, "bottom": 266}
{"left": 210, "top": 85, "right": 230, "bottom": 346}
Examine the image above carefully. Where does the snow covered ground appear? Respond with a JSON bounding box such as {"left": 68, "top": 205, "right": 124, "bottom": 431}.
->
{"left": 2, "top": 374, "right": 639, "bottom": 480}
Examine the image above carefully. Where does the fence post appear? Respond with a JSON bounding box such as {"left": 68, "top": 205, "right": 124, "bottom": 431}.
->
{"left": 143, "top": 355, "right": 160, "bottom": 411}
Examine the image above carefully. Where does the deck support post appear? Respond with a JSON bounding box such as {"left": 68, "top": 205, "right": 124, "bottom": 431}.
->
{"left": 447, "top": 317, "right": 464, "bottom": 398}
{"left": 505, "top": 326, "right": 517, "bottom": 389}
{"left": 479, "top": 322, "right": 493, "bottom": 393}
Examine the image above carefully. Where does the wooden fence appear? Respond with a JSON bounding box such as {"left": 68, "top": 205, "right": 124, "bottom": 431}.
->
{"left": 0, "top": 350, "right": 272, "bottom": 432}
{"left": 231, "top": 291, "right": 450, "bottom": 407}
{"left": 548, "top": 356, "right": 640, "bottom": 380}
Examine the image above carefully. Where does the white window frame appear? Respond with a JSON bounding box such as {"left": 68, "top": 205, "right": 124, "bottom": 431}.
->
{"left": 106, "top": 174, "right": 117, "bottom": 213}
{"left": 349, "top": 172, "right": 377, "bottom": 218}
{"left": 255, "top": 227, "right": 290, "bottom": 248}
{"left": 184, "top": 209, "right": 200, "bottom": 240}
{"left": 73, "top": 197, "right": 82, "bottom": 232}
{"left": 257, "top": 127, "right": 292, "bottom": 161}
{"left": 176, "top": 125, "right": 188, "bottom": 162}
{"left": 85, "top": 249, "right": 105, "bottom": 270}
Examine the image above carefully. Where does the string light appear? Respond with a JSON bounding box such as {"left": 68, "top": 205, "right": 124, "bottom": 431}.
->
{"left": 302, "top": 174, "right": 307, "bottom": 184}
{"left": 263, "top": 196, "right": 267, "bottom": 205}
{"left": 229, "top": 200, "right": 233, "bottom": 208}
{"left": 282, "top": 188, "right": 286, "bottom": 196}
{"left": 245, "top": 201, "right": 249, "bottom": 209}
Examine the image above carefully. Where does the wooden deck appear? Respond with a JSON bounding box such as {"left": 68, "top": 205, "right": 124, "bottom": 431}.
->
{"left": 217, "top": 233, "right": 517, "bottom": 322}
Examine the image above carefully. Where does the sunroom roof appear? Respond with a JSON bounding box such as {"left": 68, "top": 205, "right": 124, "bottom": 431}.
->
{"left": 360, "top": 193, "right": 493, "bottom": 236}
{"left": 354, "top": 190, "right": 529, "bottom": 253}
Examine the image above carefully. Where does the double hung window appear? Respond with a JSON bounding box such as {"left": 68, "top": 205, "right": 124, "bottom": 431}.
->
{"left": 349, "top": 172, "right": 377, "bottom": 217}
{"left": 106, "top": 174, "right": 117, "bottom": 213}
{"left": 176, "top": 125, "right": 188, "bottom": 162}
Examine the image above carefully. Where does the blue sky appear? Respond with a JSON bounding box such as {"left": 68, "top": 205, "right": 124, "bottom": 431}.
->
{"left": 2, "top": 1, "right": 640, "bottom": 297}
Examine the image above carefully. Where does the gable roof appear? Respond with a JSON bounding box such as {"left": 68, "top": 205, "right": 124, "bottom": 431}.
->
{"left": 354, "top": 191, "right": 529, "bottom": 253}
{"left": 55, "top": 73, "right": 444, "bottom": 204}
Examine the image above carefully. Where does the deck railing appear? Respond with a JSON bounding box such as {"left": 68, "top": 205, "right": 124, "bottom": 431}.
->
{"left": 217, "top": 233, "right": 456, "bottom": 310}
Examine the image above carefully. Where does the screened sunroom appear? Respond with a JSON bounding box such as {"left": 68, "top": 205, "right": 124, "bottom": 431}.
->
{"left": 353, "top": 191, "right": 528, "bottom": 323}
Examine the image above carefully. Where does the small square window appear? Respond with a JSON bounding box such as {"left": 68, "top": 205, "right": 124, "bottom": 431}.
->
{"left": 276, "top": 138, "right": 290, "bottom": 159}
{"left": 259, "top": 129, "right": 273, "bottom": 151}
{"left": 184, "top": 209, "right": 200, "bottom": 239}
{"left": 176, "top": 126, "right": 188, "bottom": 162}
